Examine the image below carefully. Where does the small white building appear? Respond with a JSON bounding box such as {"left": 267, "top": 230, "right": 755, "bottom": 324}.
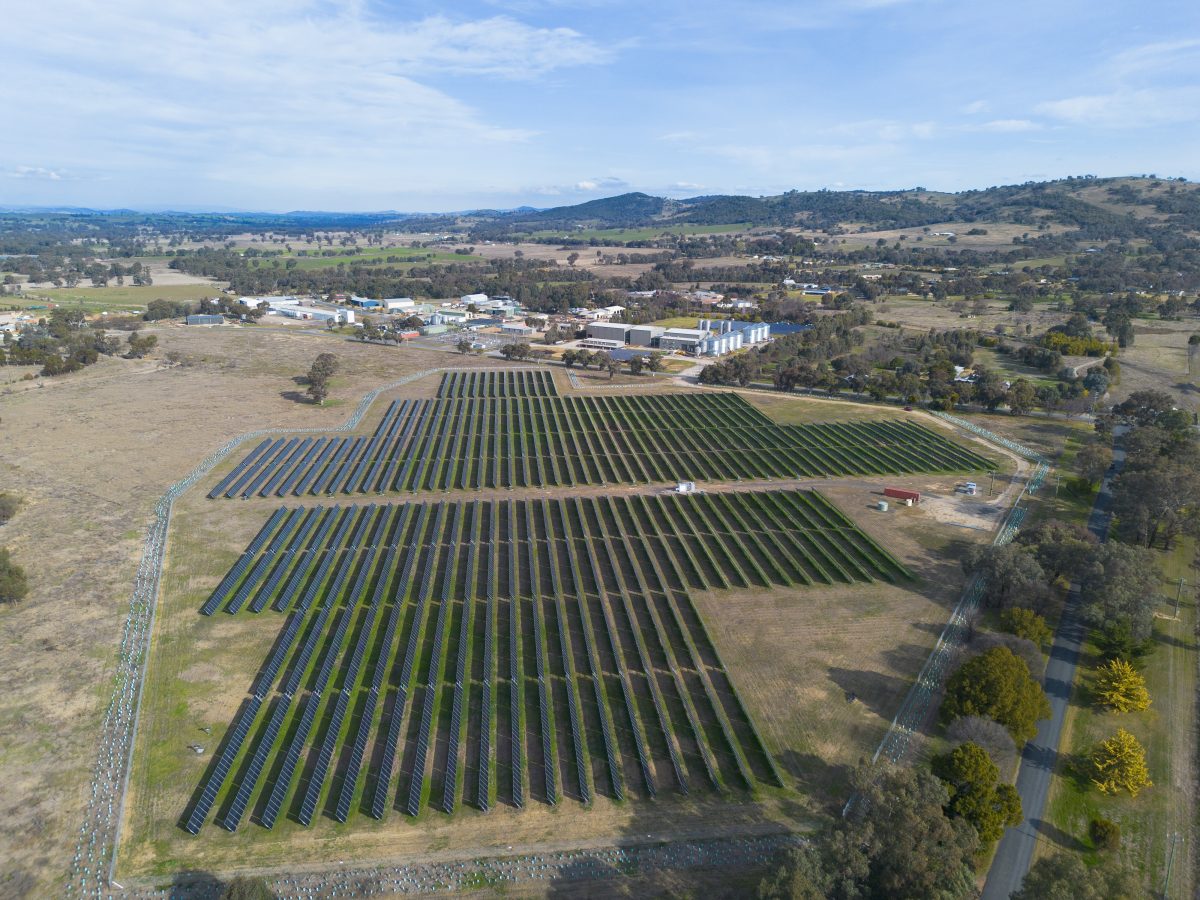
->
{"left": 501, "top": 323, "right": 535, "bottom": 337}
{"left": 461, "top": 292, "right": 488, "bottom": 305}
{"left": 578, "top": 337, "right": 625, "bottom": 351}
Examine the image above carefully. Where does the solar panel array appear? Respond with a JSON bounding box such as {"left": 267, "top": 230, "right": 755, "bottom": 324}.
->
{"left": 209, "top": 391, "right": 995, "bottom": 498}
{"left": 184, "top": 490, "right": 909, "bottom": 833}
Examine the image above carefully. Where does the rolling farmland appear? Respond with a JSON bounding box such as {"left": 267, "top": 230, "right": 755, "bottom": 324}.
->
{"left": 211, "top": 390, "right": 994, "bottom": 498}
{"left": 183, "top": 490, "right": 909, "bottom": 833}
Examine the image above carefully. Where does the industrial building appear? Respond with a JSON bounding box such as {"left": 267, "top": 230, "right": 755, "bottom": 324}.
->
{"left": 627, "top": 325, "right": 665, "bottom": 346}
{"left": 184, "top": 313, "right": 223, "bottom": 326}
{"left": 586, "top": 322, "right": 631, "bottom": 343}
{"left": 269, "top": 304, "right": 354, "bottom": 324}
{"left": 501, "top": 322, "right": 535, "bottom": 337}
{"left": 695, "top": 318, "right": 770, "bottom": 356}
{"left": 657, "top": 327, "right": 711, "bottom": 353}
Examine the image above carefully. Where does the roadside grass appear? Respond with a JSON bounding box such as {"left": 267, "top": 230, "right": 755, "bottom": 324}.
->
{"left": 15, "top": 284, "right": 224, "bottom": 311}
{"left": 1042, "top": 537, "right": 1197, "bottom": 897}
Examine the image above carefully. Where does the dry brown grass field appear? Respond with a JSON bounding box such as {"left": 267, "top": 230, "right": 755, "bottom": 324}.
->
{"left": 0, "top": 323, "right": 1020, "bottom": 896}
{"left": 0, "top": 325, "right": 503, "bottom": 897}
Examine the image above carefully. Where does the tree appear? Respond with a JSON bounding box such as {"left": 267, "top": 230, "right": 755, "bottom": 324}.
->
{"left": 1016, "top": 518, "right": 1098, "bottom": 583}
{"left": 628, "top": 356, "right": 644, "bottom": 375}
{"left": 455, "top": 338, "right": 472, "bottom": 355}
{"left": 307, "top": 352, "right": 338, "bottom": 383}
{"left": 1006, "top": 378, "right": 1036, "bottom": 415}
{"left": 304, "top": 352, "right": 338, "bottom": 405}
{"left": 999, "top": 608, "right": 1052, "bottom": 647}
{"left": 757, "top": 843, "right": 831, "bottom": 900}
{"left": 1090, "top": 728, "right": 1152, "bottom": 796}
{"left": 560, "top": 348, "right": 579, "bottom": 368}
{"left": 758, "top": 764, "right": 977, "bottom": 900}
{"left": 1013, "top": 853, "right": 1143, "bottom": 900}
{"left": 941, "top": 647, "right": 1050, "bottom": 745}
{"left": 1094, "top": 658, "right": 1151, "bottom": 712}
{"left": 962, "top": 544, "right": 1050, "bottom": 610}
{"left": 0, "top": 548, "right": 29, "bottom": 604}
{"left": 0, "top": 492, "right": 19, "bottom": 525}
{"left": 1112, "top": 459, "right": 1200, "bottom": 549}
{"left": 1094, "top": 620, "right": 1156, "bottom": 665}
{"left": 1113, "top": 389, "right": 1186, "bottom": 430}
{"left": 931, "top": 742, "right": 1022, "bottom": 842}
{"left": 499, "top": 342, "right": 532, "bottom": 361}
{"left": 1079, "top": 542, "right": 1161, "bottom": 641}
{"left": 970, "top": 632, "right": 1044, "bottom": 676}
{"left": 306, "top": 380, "right": 328, "bottom": 405}
{"left": 645, "top": 352, "right": 665, "bottom": 374}
{"left": 1075, "top": 441, "right": 1113, "bottom": 485}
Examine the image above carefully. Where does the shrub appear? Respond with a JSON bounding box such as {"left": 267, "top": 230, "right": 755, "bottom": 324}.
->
{"left": 0, "top": 492, "right": 19, "bottom": 525}
{"left": 0, "top": 548, "right": 29, "bottom": 604}
{"left": 1089, "top": 816, "right": 1121, "bottom": 851}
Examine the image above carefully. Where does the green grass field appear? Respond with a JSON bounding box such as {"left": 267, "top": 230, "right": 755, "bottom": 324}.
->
{"left": 652, "top": 315, "right": 711, "bottom": 328}
{"left": 14, "top": 283, "right": 225, "bottom": 311}
{"left": 1043, "top": 537, "right": 1197, "bottom": 897}
{"left": 243, "top": 246, "right": 469, "bottom": 271}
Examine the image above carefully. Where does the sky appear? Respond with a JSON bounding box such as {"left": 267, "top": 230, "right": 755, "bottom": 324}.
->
{"left": 2, "top": 0, "right": 1199, "bottom": 211}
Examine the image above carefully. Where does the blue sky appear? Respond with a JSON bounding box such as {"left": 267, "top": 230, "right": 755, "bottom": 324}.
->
{"left": 2, "top": 0, "right": 1198, "bottom": 211}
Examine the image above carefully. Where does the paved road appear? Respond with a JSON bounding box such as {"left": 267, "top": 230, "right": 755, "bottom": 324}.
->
{"left": 981, "top": 429, "right": 1126, "bottom": 899}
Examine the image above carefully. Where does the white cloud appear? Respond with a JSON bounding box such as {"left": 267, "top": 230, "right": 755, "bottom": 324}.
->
{"left": 0, "top": 1, "right": 609, "bottom": 201}
{"left": 574, "top": 176, "right": 629, "bottom": 191}
{"left": 1036, "top": 88, "right": 1200, "bottom": 128}
{"left": 5, "top": 166, "right": 67, "bottom": 180}
{"left": 1111, "top": 38, "right": 1200, "bottom": 79}
{"left": 962, "top": 100, "right": 990, "bottom": 115}
{"left": 974, "top": 119, "right": 1041, "bottom": 133}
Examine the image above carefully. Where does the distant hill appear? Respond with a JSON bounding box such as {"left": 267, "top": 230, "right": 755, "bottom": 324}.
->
{"left": 458, "top": 176, "right": 1200, "bottom": 242}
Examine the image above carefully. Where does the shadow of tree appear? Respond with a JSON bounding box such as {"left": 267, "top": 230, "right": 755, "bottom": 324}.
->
{"left": 1030, "top": 817, "right": 1086, "bottom": 852}
{"left": 774, "top": 750, "right": 851, "bottom": 814}
{"left": 162, "top": 869, "right": 225, "bottom": 899}
{"left": 828, "top": 666, "right": 913, "bottom": 719}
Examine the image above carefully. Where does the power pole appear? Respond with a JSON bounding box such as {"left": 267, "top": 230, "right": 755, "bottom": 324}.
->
{"left": 1175, "top": 578, "right": 1185, "bottom": 620}
{"left": 988, "top": 470, "right": 995, "bottom": 496}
